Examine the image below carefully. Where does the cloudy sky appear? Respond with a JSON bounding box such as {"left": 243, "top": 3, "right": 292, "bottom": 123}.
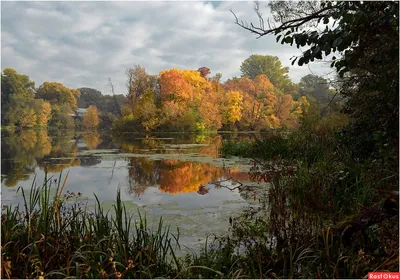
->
{"left": 2, "top": 1, "right": 332, "bottom": 95}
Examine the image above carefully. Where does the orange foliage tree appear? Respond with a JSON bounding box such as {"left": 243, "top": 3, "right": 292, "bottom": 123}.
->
{"left": 117, "top": 63, "right": 308, "bottom": 132}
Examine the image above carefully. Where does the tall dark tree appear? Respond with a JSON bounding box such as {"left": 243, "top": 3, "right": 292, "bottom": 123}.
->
{"left": 233, "top": 1, "right": 399, "bottom": 161}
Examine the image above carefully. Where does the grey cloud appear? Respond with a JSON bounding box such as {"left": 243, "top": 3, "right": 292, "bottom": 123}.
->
{"left": 1, "top": 1, "right": 332, "bottom": 95}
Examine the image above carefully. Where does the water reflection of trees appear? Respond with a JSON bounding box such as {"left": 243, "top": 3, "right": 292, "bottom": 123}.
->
{"left": 197, "top": 135, "right": 222, "bottom": 158}
{"left": 1, "top": 130, "right": 52, "bottom": 186}
{"left": 127, "top": 158, "right": 159, "bottom": 197}
{"left": 159, "top": 160, "right": 223, "bottom": 194}
{"left": 114, "top": 135, "right": 162, "bottom": 154}
{"left": 127, "top": 157, "right": 250, "bottom": 196}
{"left": 38, "top": 130, "right": 80, "bottom": 173}
{"left": 115, "top": 133, "right": 223, "bottom": 157}
{"left": 1, "top": 129, "right": 84, "bottom": 187}
{"left": 82, "top": 131, "right": 101, "bottom": 150}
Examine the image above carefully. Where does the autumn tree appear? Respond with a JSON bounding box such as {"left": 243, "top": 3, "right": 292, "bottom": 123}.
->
{"left": 274, "top": 94, "right": 294, "bottom": 128}
{"left": 160, "top": 69, "right": 193, "bottom": 103}
{"left": 34, "top": 100, "right": 52, "bottom": 127}
{"left": 160, "top": 68, "right": 222, "bottom": 131}
{"left": 83, "top": 105, "right": 100, "bottom": 129}
{"left": 131, "top": 89, "right": 161, "bottom": 131}
{"left": 223, "top": 77, "right": 255, "bottom": 129}
{"left": 224, "top": 90, "right": 243, "bottom": 125}
{"left": 36, "top": 82, "right": 80, "bottom": 110}
{"left": 253, "top": 75, "right": 278, "bottom": 114}
{"left": 159, "top": 69, "right": 193, "bottom": 129}
{"left": 198, "top": 67, "right": 211, "bottom": 78}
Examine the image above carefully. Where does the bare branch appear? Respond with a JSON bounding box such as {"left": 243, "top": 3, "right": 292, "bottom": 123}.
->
{"left": 232, "top": 4, "right": 335, "bottom": 38}
{"left": 210, "top": 178, "right": 244, "bottom": 191}
{"left": 108, "top": 78, "right": 122, "bottom": 117}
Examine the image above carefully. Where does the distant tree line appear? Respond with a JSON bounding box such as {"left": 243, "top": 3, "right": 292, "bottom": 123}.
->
{"left": 2, "top": 54, "right": 340, "bottom": 132}
{"left": 1, "top": 69, "right": 127, "bottom": 130}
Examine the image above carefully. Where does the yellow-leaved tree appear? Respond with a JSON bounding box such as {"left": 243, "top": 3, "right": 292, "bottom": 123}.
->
{"left": 224, "top": 90, "right": 243, "bottom": 124}
{"left": 83, "top": 105, "right": 100, "bottom": 129}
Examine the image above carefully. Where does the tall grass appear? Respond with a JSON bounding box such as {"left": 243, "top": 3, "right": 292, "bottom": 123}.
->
{"left": 221, "top": 130, "right": 337, "bottom": 165}
{"left": 1, "top": 173, "right": 180, "bottom": 279}
{"left": 218, "top": 128, "right": 398, "bottom": 278}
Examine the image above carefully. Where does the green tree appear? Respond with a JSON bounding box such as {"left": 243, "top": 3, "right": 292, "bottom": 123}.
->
{"left": 49, "top": 104, "right": 75, "bottom": 129}
{"left": 298, "top": 74, "right": 333, "bottom": 104}
{"left": 37, "top": 82, "right": 80, "bottom": 129}
{"left": 1, "top": 68, "right": 36, "bottom": 126}
{"left": 78, "top": 88, "right": 103, "bottom": 108}
{"left": 240, "top": 55, "right": 295, "bottom": 95}
{"left": 78, "top": 87, "right": 127, "bottom": 117}
{"left": 36, "top": 82, "right": 80, "bottom": 111}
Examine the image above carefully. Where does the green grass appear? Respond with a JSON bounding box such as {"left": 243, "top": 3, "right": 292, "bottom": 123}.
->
{"left": 221, "top": 130, "right": 337, "bottom": 164}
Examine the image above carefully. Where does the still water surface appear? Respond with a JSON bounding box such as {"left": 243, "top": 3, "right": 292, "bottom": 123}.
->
{"left": 1, "top": 130, "right": 266, "bottom": 251}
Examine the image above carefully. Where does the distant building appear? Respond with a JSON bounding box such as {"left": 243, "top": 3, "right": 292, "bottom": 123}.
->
{"left": 76, "top": 108, "right": 87, "bottom": 117}
{"left": 70, "top": 108, "right": 88, "bottom": 118}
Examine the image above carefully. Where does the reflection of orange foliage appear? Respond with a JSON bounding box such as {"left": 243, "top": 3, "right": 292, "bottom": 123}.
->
{"left": 198, "top": 136, "right": 222, "bottom": 158}
{"left": 158, "top": 160, "right": 222, "bottom": 194}
{"left": 83, "top": 132, "right": 101, "bottom": 150}
{"left": 37, "top": 131, "right": 52, "bottom": 156}
{"left": 223, "top": 168, "right": 250, "bottom": 182}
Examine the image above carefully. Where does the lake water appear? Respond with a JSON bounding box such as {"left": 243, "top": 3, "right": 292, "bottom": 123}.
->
{"left": 1, "top": 129, "right": 267, "bottom": 252}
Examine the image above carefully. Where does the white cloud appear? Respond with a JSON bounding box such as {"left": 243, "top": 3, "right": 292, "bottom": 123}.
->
{"left": 1, "top": 1, "right": 332, "bottom": 94}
